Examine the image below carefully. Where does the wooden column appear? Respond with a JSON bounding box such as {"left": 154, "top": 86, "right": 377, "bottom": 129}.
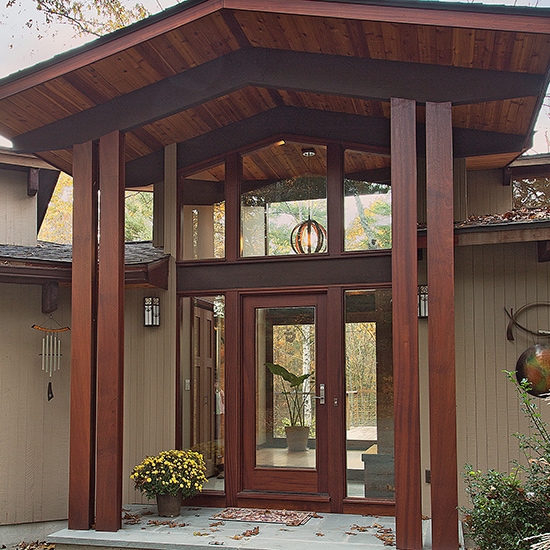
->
{"left": 391, "top": 98, "right": 422, "bottom": 550}
{"left": 426, "top": 102, "right": 458, "bottom": 549}
{"left": 224, "top": 290, "right": 240, "bottom": 506}
{"left": 225, "top": 152, "right": 242, "bottom": 262}
{"left": 95, "top": 131, "right": 125, "bottom": 532}
{"left": 326, "top": 143, "right": 344, "bottom": 256}
{"left": 69, "top": 140, "right": 98, "bottom": 530}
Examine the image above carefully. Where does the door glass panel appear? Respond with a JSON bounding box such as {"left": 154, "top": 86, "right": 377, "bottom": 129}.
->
{"left": 183, "top": 296, "right": 225, "bottom": 491}
{"left": 345, "top": 289, "right": 394, "bottom": 499}
{"left": 255, "top": 306, "right": 316, "bottom": 469}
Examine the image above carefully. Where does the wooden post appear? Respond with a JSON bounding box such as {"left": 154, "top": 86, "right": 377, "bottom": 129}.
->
{"left": 391, "top": 97, "right": 423, "bottom": 550}
{"left": 69, "top": 140, "right": 98, "bottom": 530}
{"left": 426, "top": 102, "right": 459, "bottom": 549}
{"left": 326, "top": 143, "right": 344, "bottom": 256}
{"left": 95, "top": 131, "right": 125, "bottom": 532}
{"left": 225, "top": 153, "right": 242, "bottom": 262}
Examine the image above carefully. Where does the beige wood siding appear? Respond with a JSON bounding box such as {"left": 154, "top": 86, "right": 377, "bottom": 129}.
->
{"left": 0, "top": 284, "right": 71, "bottom": 525}
{"left": 467, "top": 169, "right": 512, "bottom": 216}
{"left": 123, "top": 288, "right": 176, "bottom": 505}
{"left": 454, "top": 241, "right": 550, "bottom": 508}
{"left": 0, "top": 169, "right": 37, "bottom": 247}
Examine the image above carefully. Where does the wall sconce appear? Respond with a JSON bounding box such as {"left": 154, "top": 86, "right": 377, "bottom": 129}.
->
{"left": 418, "top": 285, "right": 428, "bottom": 318}
{"left": 144, "top": 297, "right": 160, "bottom": 326}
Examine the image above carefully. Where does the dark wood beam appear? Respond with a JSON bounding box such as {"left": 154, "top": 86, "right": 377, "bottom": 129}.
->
{"left": 426, "top": 102, "right": 459, "bottom": 549}
{"left": 538, "top": 240, "right": 550, "bottom": 262}
{"left": 225, "top": 153, "right": 242, "bottom": 262}
{"left": 68, "top": 140, "right": 98, "bottom": 531}
{"left": 27, "top": 168, "right": 39, "bottom": 196}
{"left": 391, "top": 97, "right": 422, "bottom": 550}
{"left": 327, "top": 143, "right": 344, "bottom": 255}
{"left": 177, "top": 254, "right": 391, "bottom": 293}
{"left": 41, "top": 280, "right": 58, "bottom": 313}
{"left": 95, "top": 131, "right": 125, "bottom": 532}
{"left": 126, "top": 107, "right": 524, "bottom": 187}
{"left": 11, "top": 48, "right": 543, "bottom": 154}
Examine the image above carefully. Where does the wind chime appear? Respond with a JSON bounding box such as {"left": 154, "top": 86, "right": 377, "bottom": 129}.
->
{"left": 32, "top": 316, "right": 70, "bottom": 400}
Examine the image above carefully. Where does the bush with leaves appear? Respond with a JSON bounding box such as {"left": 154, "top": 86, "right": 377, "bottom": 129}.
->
{"left": 460, "top": 373, "right": 550, "bottom": 550}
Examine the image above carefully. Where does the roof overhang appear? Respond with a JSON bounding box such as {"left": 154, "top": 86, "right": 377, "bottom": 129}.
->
{"left": 0, "top": 0, "right": 548, "bottom": 185}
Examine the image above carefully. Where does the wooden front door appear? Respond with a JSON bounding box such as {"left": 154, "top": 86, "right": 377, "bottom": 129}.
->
{"left": 241, "top": 292, "right": 332, "bottom": 499}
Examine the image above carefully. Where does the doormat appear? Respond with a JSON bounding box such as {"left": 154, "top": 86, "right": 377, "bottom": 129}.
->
{"left": 210, "top": 507, "right": 314, "bottom": 526}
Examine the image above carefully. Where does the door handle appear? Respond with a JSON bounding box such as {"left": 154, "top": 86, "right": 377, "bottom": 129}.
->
{"left": 313, "top": 383, "right": 325, "bottom": 405}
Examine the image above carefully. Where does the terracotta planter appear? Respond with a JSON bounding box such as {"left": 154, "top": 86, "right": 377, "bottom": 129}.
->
{"left": 156, "top": 492, "right": 183, "bottom": 517}
{"left": 285, "top": 425, "right": 310, "bottom": 452}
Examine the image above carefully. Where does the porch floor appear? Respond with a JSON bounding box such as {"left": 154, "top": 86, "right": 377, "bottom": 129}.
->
{"left": 47, "top": 505, "right": 405, "bottom": 549}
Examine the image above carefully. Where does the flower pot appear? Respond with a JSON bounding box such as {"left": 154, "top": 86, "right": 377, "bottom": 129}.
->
{"left": 285, "top": 425, "right": 310, "bottom": 452}
{"left": 156, "top": 492, "right": 183, "bottom": 517}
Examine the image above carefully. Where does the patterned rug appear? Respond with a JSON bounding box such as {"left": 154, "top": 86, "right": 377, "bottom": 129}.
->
{"left": 210, "top": 507, "right": 314, "bottom": 526}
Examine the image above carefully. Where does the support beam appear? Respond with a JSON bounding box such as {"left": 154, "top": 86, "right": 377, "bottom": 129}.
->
{"left": 95, "top": 131, "right": 125, "bottom": 532}
{"left": 326, "top": 143, "right": 344, "bottom": 256}
{"left": 41, "top": 280, "right": 58, "bottom": 313}
{"left": 538, "top": 240, "right": 550, "bottom": 263}
{"left": 125, "top": 107, "right": 525, "bottom": 188}
{"left": 426, "top": 102, "right": 459, "bottom": 549}
{"left": 68, "top": 140, "right": 98, "bottom": 530}
{"left": 391, "top": 97, "right": 422, "bottom": 550}
{"left": 11, "top": 48, "right": 544, "bottom": 153}
{"left": 225, "top": 153, "right": 242, "bottom": 262}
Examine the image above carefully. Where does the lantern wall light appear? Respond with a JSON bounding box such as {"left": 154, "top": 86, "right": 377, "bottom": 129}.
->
{"left": 144, "top": 296, "right": 160, "bottom": 326}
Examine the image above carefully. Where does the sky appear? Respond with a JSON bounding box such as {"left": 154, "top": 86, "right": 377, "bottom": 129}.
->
{"left": 0, "top": 0, "right": 549, "bottom": 152}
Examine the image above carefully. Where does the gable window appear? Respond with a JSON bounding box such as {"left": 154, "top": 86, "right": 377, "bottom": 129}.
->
{"left": 241, "top": 142, "right": 327, "bottom": 258}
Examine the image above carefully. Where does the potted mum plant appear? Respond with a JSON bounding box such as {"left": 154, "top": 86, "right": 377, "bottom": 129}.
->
{"left": 266, "top": 362, "right": 312, "bottom": 452}
{"left": 131, "top": 449, "right": 207, "bottom": 517}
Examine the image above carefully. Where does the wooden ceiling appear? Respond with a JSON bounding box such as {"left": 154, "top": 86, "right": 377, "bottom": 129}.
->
{"left": 0, "top": 0, "right": 549, "bottom": 186}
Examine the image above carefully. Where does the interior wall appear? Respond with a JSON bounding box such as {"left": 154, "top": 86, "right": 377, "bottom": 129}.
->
{"left": 0, "top": 284, "right": 71, "bottom": 525}
{"left": 454, "top": 241, "right": 550, "bottom": 508}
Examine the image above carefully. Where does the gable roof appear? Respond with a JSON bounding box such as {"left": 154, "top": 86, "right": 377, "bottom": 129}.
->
{"left": 0, "top": 0, "right": 549, "bottom": 187}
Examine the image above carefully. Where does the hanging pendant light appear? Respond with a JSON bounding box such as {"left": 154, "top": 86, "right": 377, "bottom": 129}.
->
{"left": 290, "top": 216, "right": 327, "bottom": 254}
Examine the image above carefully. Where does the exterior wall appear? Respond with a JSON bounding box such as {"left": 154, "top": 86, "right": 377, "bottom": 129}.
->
{"left": 0, "top": 168, "right": 37, "bottom": 247}
{"left": 454, "top": 241, "right": 550, "bottom": 508}
{"left": 0, "top": 284, "right": 71, "bottom": 525}
{"left": 467, "top": 169, "right": 512, "bottom": 216}
{"left": 122, "top": 287, "right": 177, "bottom": 506}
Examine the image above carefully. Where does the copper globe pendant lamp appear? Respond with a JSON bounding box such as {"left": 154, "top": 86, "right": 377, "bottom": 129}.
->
{"left": 290, "top": 216, "right": 327, "bottom": 254}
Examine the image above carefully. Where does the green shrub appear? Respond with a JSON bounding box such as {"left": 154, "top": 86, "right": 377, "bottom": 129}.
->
{"left": 462, "top": 466, "right": 550, "bottom": 550}
{"left": 460, "top": 374, "right": 550, "bottom": 549}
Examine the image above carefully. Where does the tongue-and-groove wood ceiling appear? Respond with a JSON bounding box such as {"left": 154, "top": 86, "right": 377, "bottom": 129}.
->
{"left": 0, "top": 0, "right": 549, "bottom": 187}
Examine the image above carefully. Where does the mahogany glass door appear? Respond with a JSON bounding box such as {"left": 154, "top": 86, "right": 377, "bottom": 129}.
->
{"left": 241, "top": 293, "right": 329, "bottom": 495}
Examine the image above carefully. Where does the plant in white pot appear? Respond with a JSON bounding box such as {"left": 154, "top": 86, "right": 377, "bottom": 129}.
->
{"left": 266, "top": 362, "right": 312, "bottom": 452}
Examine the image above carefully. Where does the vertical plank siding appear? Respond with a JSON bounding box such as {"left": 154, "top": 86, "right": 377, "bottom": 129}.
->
{"left": 455, "top": 241, "right": 550, "bottom": 506}
{"left": 0, "top": 284, "right": 71, "bottom": 525}
{"left": 122, "top": 289, "right": 176, "bottom": 505}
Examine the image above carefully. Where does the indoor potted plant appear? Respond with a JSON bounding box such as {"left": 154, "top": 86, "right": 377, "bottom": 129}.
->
{"left": 266, "top": 362, "right": 312, "bottom": 451}
{"left": 130, "top": 449, "right": 207, "bottom": 516}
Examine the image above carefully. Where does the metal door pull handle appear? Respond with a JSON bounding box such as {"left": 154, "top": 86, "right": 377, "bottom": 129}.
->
{"left": 313, "top": 383, "right": 325, "bottom": 405}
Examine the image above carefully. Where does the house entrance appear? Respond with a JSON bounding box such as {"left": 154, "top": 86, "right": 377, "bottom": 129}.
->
{"left": 241, "top": 292, "right": 329, "bottom": 496}
{"left": 239, "top": 289, "right": 394, "bottom": 509}
{"left": 181, "top": 289, "right": 394, "bottom": 511}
